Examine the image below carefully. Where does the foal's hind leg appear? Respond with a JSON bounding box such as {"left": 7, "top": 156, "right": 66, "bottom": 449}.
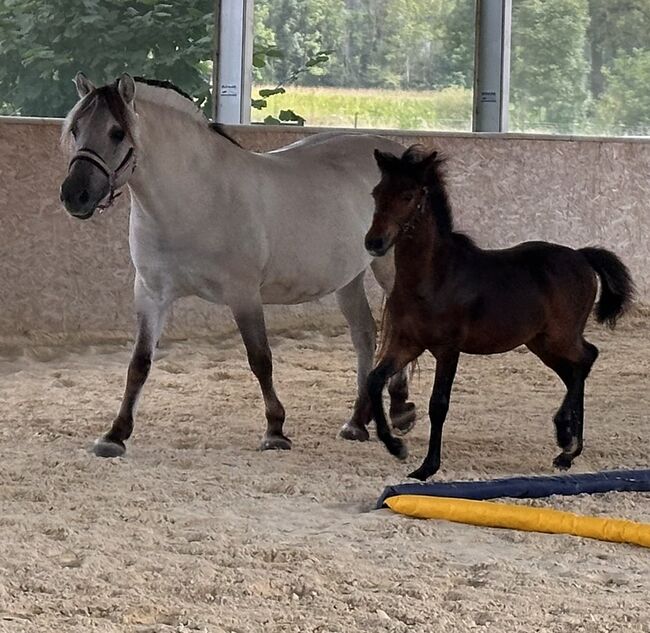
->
{"left": 527, "top": 337, "right": 598, "bottom": 470}
{"left": 93, "top": 279, "right": 169, "bottom": 457}
{"left": 336, "top": 272, "right": 376, "bottom": 441}
{"left": 370, "top": 256, "right": 417, "bottom": 432}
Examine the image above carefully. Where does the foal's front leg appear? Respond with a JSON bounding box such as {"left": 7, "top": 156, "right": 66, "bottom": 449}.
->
{"left": 367, "top": 341, "right": 423, "bottom": 460}
{"left": 408, "top": 349, "right": 459, "bottom": 481}
{"left": 232, "top": 302, "right": 289, "bottom": 450}
{"left": 93, "top": 282, "right": 169, "bottom": 457}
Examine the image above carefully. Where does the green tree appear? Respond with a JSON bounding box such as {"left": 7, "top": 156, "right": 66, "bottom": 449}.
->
{"left": 510, "top": 0, "right": 590, "bottom": 132}
{"left": 254, "top": 0, "right": 346, "bottom": 86}
{"left": 596, "top": 49, "right": 650, "bottom": 133}
{"left": 587, "top": 0, "right": 650, "bottom": 98}
{"left": 0, "top": 0, "right": 213, "bottom": 117}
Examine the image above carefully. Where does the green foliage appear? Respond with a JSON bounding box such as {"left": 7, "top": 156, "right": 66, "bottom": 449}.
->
{"left": 253, "top": 0, "right": 474, "bottom": 91}
{"left": 0, "top": 0, "right": 213, "bottom": 117}
{"left": 510, "top": 0, "right": 590, "bottom": 133}
{"left": 251, "top": 46, "right": 333, "bottom": 125}
{"left": 251, "top": 85, "right": 472, "bottom": 131}
{"left": 596, "top": 49, "right": 650, "bottom": 133}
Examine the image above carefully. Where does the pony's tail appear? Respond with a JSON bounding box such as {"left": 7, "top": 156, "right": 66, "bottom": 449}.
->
{"left": 580, "top": 247, "right": 635, "bottom": 328}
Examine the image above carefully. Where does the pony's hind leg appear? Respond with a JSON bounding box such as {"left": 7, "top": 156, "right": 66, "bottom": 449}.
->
{"left": 370, "top": 255, "right": 417, "bottom": 433}
{"left": 336, "top": 272, "right": 376, "bottom": 441}
{"left": 527, "top": 337, "right": 599, "bottom": 470}
{"left": 93, "top": 279, "right": 169, "bottom": 457}
{"left": 232, "top": 301, "right": 289, "bottom": 450}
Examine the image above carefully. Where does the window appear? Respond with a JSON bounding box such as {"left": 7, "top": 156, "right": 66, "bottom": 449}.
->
{"left": 251, "top": 0, "right": 475, "bottom": 131}
{"left": 510, "top": 0, "right": 650, "bottom": 136}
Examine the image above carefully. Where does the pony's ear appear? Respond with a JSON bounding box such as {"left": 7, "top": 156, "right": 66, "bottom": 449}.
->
{"left": 117, "top": 73, "right": 136, "bottom": 105}
{"left": 374, "top": 149, "right": 400, "bottom": 173}
{"left": 74, "top": 72, "right": 95, "bottom": 98}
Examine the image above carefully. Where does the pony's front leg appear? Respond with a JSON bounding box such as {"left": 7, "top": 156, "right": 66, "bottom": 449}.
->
{"left": 232, "top": 302, "right": 290, "bottom": 450}
{"left": 408, "top": 349, "right": 459, "bottom": 481}
{"left": 93, "top": 282, "right": 169, "bottom": 457}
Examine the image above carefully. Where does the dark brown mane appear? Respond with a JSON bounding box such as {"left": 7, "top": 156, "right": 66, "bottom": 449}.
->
{"left": 133, "top": 76, "right": 194, "bottom": 101}
{"left": 403, "top": 145, "right": 456, "bottom": 237}
{"left": 68, "top": 76, "right": 242, "bottom": 147}
{"left": 134, "top": 77, "right": 242, "bottom": 147}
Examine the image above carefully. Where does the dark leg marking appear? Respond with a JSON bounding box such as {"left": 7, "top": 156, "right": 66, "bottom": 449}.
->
{"left": 233, "top": 306, "right": 290, "bottom": 451}
{"left": 408, "top": 350, "right": 459, "bottom": 481}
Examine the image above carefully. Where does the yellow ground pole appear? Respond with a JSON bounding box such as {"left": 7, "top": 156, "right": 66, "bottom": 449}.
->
{"left": 385, "top": 495, "right": 650, "bottom": 548}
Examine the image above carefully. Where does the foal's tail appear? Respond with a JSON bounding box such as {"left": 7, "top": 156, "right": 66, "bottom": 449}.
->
{"left": 580, "top": 247, "right": 635, "bottom": 328}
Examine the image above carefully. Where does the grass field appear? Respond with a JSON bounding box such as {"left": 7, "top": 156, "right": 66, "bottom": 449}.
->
{"left": 252, "top": 85, "right": 473, "bottom": 131}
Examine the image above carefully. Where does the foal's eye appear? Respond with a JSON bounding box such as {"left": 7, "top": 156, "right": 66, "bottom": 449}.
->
{"left": 109, "top": 127, "right": 125, "bottom": 142}
{"left": 401, "top": 193, "right": 414, "bottom": 203}
{"left": 70, "top": 125, "right": 78, "bottom": 139}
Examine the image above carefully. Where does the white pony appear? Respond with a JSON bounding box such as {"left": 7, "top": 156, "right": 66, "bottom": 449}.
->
{"left": 60, "top": 73, "right": 415, "bottom": 457}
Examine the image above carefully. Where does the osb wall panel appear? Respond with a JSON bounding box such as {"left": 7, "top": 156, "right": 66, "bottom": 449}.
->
{"left": 0, "top": 119, "right": 648, "bottom": 340}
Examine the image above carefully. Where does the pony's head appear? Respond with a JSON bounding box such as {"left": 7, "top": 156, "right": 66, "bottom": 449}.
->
{"left": 60, "top": 72, "right": 138, "bottom": 219}
{"left": 365, "top": 145, "right": 443, "bottom": 256}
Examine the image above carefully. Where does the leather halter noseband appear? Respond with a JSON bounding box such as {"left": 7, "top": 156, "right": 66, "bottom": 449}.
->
{"left": 68, "top": 146, "right": 136, "bottom": 211}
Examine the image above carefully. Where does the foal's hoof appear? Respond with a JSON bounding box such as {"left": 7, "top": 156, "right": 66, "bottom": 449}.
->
{"left": 390, "top": 402, "right": 417, "bottom": 435}
{"left": 407, "top": 465, "right": 435, "bottom": 481}
{"left": 260, "top": 433, "right": 292, "bottom": 451}
{"left": 553, "top": 453, "right": 573, "bottom": 471}
{"left": 338, "top": 422, "right": 370, "bottom": 442}
{"left": 92, "top": 436, "right": 126, "bottom": 458}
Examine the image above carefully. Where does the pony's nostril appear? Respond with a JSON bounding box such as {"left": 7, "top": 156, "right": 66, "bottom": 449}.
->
{"left": 79, "top": 190, "right": 90, "bottom": 205}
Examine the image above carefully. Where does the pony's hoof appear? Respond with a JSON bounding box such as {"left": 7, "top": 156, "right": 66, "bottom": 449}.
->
{"left": 391, "top": 402, "right": 417, "bottom": 434}
{"left": 553, "top": 453, "right": 573, "bottom": 470}
{"left": 260, "top": 434, "right": 292, "bottom": 451}
{"left": 338, "top": 422, "right": 370, "bottom": 442}
{"left": 92, "top": 437, "right": 126, "bottom": 458}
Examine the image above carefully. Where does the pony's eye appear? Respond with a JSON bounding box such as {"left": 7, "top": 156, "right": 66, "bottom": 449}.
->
{"left": 70, "top": 125, "right": 78, "bottom": 139}
{"left": 401, "top": 193, "right": 414, "bottom": 203}
{"left": 110, "top": 127, "right": 125, "bottom": 142}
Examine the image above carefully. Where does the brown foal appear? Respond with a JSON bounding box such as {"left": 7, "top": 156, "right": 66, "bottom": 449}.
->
{"left": 365, "top": 145, "right": 634, "bottom": 481}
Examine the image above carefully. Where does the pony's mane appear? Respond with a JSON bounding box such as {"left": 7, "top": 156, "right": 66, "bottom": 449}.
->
{"left": 63, "top": 77, "right": 241, "bottom": 147}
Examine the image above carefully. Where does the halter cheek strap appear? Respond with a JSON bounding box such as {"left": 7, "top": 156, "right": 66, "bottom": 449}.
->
{"left": 68, "top": 146, "right": 136, "bottom": 210}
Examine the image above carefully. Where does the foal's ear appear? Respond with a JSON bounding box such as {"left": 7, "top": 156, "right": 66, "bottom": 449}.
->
{"left": 74, "top": 72, "right": 96, "bottom": 98}
{"left": 117, "top": 73, "right": 136, "bottom": 105}
{"left": 374, "top": 149, "right": 400, "bottom": 173}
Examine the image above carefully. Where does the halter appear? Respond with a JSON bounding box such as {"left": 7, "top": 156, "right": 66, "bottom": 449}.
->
{"left": 68, "top": 145, "right": 136, "bottom": 211}
{"left": 399, "top": 186, "right": 428, "bottom": 236}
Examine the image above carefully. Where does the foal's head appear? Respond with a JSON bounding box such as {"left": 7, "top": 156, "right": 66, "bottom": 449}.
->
{"left": 365, "top": 145, "right": 444, "bottom": 256}
{"left": 60, "top": 73, "right": 138, "bottom": 219}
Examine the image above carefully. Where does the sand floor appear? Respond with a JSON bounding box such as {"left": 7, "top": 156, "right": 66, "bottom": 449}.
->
{"left": 0, "top": 314, "right": 649, "bottom": 632}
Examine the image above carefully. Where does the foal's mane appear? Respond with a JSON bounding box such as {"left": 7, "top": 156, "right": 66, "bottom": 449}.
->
{"left": 402, "top": 144, "right": 455, "bottom": 237}
{"left": 400, "top": 145, "right": 475, "bottom": 248}
{"left": 63, "top": 76, "right": 241, "bottom": 147}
